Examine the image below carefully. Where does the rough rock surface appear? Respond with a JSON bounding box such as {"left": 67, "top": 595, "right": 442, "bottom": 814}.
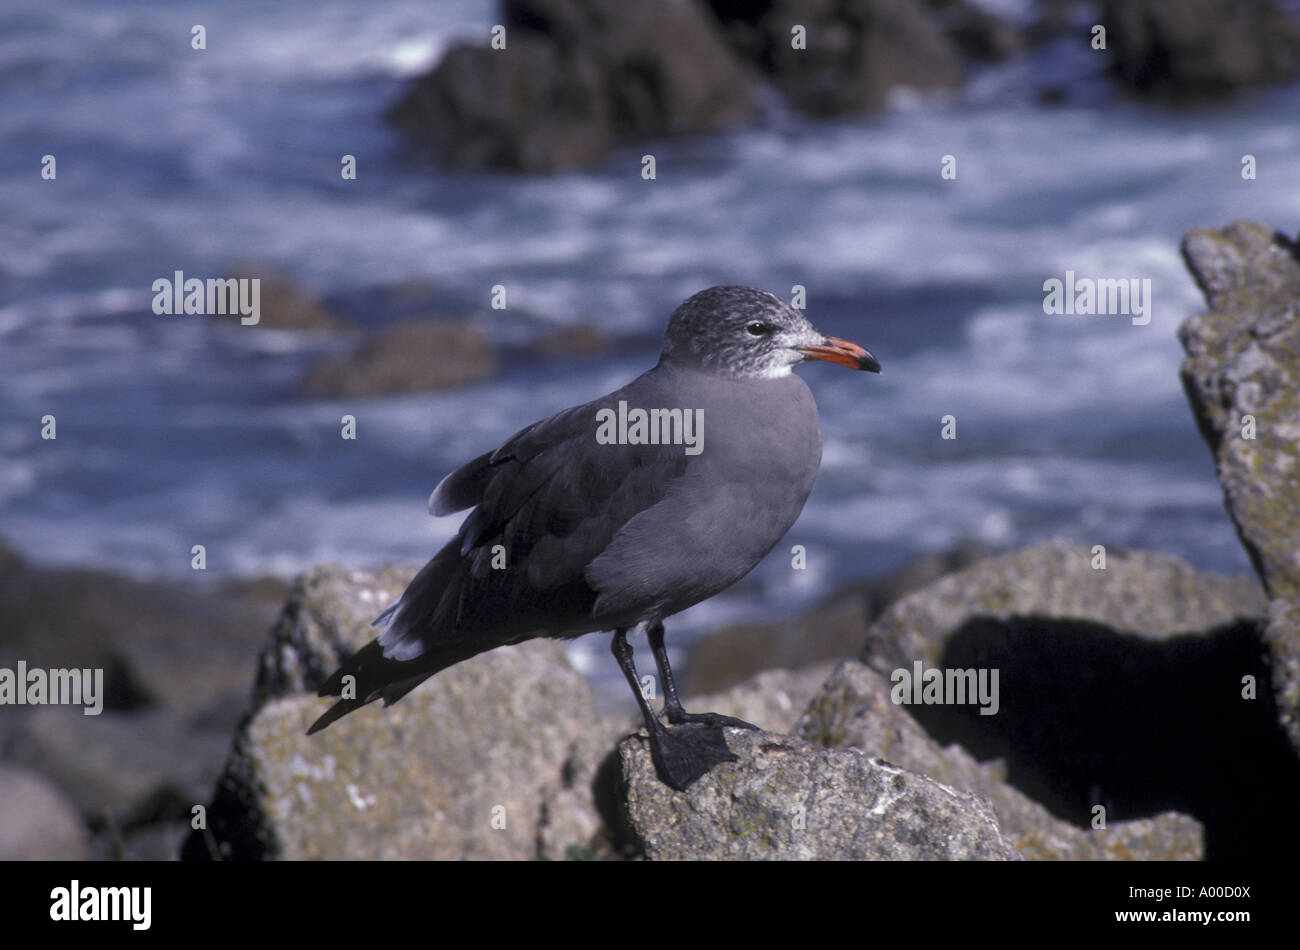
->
{"left": 300, "top": 320, "right": 494, "bottom": 397}
{"left": 704, "top": 0, "right": 965, "bottom": 116}
{"left": 798, "top": 661, "right": 1203, "bottom": 860}
{"left": 1179, "top": 220, "right": 1300, "bottom": 754}
{"left": 855, "top": 541, "right": 1299, "bottom": 860}
{"left": 388, "top": 0, "right": 758, "bottom": 172}
{"left": 0, "top": 764, "right": 90, "bottom": 860}
{"left": 188, "top": 565, "right": 611, "bottom": 860}
{"left": 619, "top": 727, "right": 1021, "bottom": 860}
{"left": 1101, "top": 0, "right": 1300, "bottom": 100}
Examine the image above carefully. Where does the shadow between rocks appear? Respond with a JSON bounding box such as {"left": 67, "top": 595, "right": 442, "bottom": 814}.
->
{"left": 900, "top": 615, "right": 1300, "bottom": 860}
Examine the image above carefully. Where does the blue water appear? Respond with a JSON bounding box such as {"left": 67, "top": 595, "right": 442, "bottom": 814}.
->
{"left": 3, "top": 0, "right": 1296, "bottom": 668}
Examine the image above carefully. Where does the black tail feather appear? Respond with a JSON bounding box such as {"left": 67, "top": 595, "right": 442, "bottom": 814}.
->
{"left": 307, "top": 637, "right": 490, "bottom": 735}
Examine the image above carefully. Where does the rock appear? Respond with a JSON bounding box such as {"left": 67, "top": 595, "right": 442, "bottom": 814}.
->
{"left": 1101, "top": 0, "right": 1300, "bottom": 100}
{"left": 798, "top": 661, "right": 1204, "bottom": 859}
{"left": 925, "top": 0, "right": 1023, "bottom": 62}
{"left": 299, "top": 320, "right": 495, "bottom": 397}
{"left": 388, "top": 0, "right": 758, "bottom": 172}
{"left": 189, "top": 642, "right": 609, "bottom": 861}
{"left": 618, "top": 727, "right": 1021, "bottom": 860}
{"left": 529, "top": 324, "right": 611, "bottom": 359}
{"left": 684, "top": 541, "right": 991, "bottom": 694}
{"left": 685, "top": 664, "right": 838, "bottom": 735}
{"left": 222, "top": 266, "right": 347, "bottom": 331}
{"left": 863, "top": 540, "right": 1264, "bottom": 672}
{"left": 0, "top": 539, "right": 277, "bottom": 720}
{"left": 855, "top": 540, "right": 1299, "bottom": 860}
{"left": 0, "top": 764, "right": 89, "bottom": 860}
{"left": 1179, "top": 220, "right": 1300, "bottom": 756}
{"left": 253, "top": 562, "right": 418, "bottom": 705}
{"left": 188, "top": 564, "right": 612, "bottom": 860}
{"left": 703, "top": 0, "right": 965, "bottom": 116}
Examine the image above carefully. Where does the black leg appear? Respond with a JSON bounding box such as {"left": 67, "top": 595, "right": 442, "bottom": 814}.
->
{"left": 647, "top": 621, "right": 759, "bottom": 731}
{"left": 611, "top": 625, "right": 738, "bottom": 790}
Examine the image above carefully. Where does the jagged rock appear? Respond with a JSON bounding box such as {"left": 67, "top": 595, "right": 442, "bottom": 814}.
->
{"left": 618, "top": 727, "right": 1021, "bottom": 860}
{"left": 1179, "top": 220, "right": 1300, "bottom": 756}
{"left": 798, "top": 661, "right": 1203, "bottom": 860}
{"left": 388, "top": 0, "right": 757, "bottom": 172}
{"left": 854, "top": 541, "right": 1299, "bottom": 859}
{"left": 1101, "top": 0, "right": 1300, "bottom": 100}
{"left": 0, "top": 764, "right": 89, "bottom": 860}
{"left": 703, "top": 0, "right": 965, "bottom": 116}
{"left": 188, "top": 565, "right": 611, "bottom": 860}
{"left": 300, "top": 320, "right": 494, "bottom": 397}
{"left": 925, "top": 0, "right": 1023, "bottom": 62}
{"left": 253, "top": 563, "right": 418, "bottom": 705}
{"left": 685, "top": 542, "right": 990, "bottom": 694}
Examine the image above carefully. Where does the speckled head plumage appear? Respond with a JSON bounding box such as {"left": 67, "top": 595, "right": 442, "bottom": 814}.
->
{"left": 659, "top": 285, "right": 881, "bottom": 379}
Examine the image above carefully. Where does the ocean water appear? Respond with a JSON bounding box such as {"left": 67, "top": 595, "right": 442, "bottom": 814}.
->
{"left": 2, "top": 0, "right": 1297, "bottom": 668}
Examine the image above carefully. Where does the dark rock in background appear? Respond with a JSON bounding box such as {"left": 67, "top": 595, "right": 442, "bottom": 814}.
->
{"left": 1101, "top": 0, "right": 1300, "bottom": 100}
{"left": 221, "top": 264, "right": 349, "bottom": 331}
{"left": 388, "top": 0, "right": 758, "bottom": 172}
{"left": 703, "top": 0, "right": 965, "bottom": 116}
{"left": 299, "top": 320, "right": 495, "bottom": 397}
{"left": 0, "top": 541, "right": 280, "bottom": 858}
{"left": 1179, "top": 221, "right": 1300, "bottom": 758}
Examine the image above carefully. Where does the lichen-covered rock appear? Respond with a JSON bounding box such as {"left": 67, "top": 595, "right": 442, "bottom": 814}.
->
{"left": 253, "top": 563, "right": 418, "bottom": 705}
{"left": 798, "top": 661, "right": 1204, "bottom": 860}
{"left": 189, "top": 638, "right": 607, "bottom": 860}
{"left": 861, "top": 540, "right": 1264, "bottom": 672}
{"left": 619, "top": 727, "right": 1021, "bottom": 860}
{"left": 1180, "top": 220, "right": 1300, "bottom": 754}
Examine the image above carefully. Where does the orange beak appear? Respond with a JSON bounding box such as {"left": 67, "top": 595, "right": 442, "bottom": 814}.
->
{"left": 796, "top": 336, "right": 881, "bottom": 373}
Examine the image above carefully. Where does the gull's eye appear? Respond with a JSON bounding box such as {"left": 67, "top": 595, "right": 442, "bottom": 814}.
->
{"left": 746, "top": 321, "right": 772, "bottom": 336}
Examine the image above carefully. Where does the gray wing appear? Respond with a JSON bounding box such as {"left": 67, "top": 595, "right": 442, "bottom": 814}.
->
{"left": 377, "top": 376, "right": 691, "bottom": 661}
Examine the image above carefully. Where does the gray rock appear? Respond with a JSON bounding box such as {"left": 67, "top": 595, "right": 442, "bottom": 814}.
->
{"left": 0, "top": 764, "right": 89, "bottom": 860}
{"left": 254, "top": 562, "right": 418, "bottom": 705}
{"left": 300, "top": 320, "right": 495, "bottom": 397}
{"left": 703, "top": 0, "right": 965, "bottom": 116}
{"left": 862, "top": 540, "right": 1264, "bottom": 672}
{"left": 798, "top": 661, "right": 1204, "bottom": 860}
{"left": 193, "top": 642, "right": 606, "bottom": 861}
{"left": 1179, "top": 220, "right": 1300, "bottom": 754}
{"left": 221, "top": 266, "right": 347, "bottom": 331}
{"left": 686, "top": 663, "right": 838, "bottom": 735}
{"left": 684, "top": 541, "right": 990, "bottom": 694}
{"left": 1101, "top": 0, "right": 1300, "bottom": 100}
{"left": 0, "top": 706, "right": 230, "bottom": 830}
{"left": 618, "top": 727, "right": 1021, "bottom": 860}
{"left": 854, "top": 541, "right": 1297, "bottom": 860}
{"left": 388, "top": 0, "right": 757, "bottom": 172}
{"left": 191, "top": 565, "right": 610, "bottom": 860}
